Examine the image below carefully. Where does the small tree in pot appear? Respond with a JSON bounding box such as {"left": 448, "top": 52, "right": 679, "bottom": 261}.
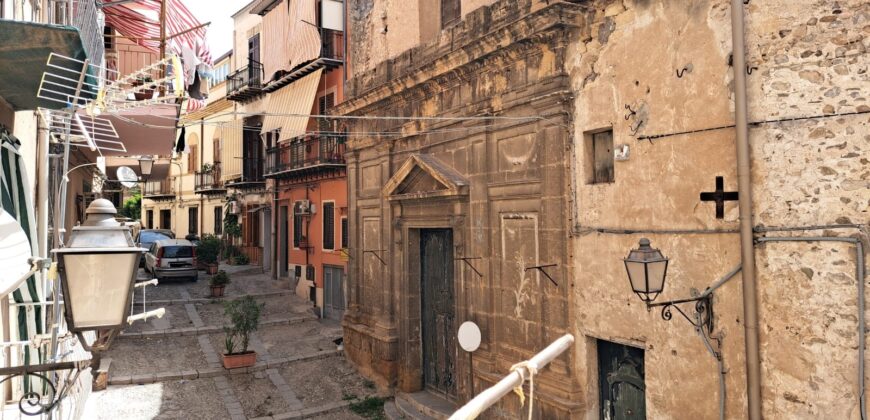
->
{"left": 198, "top": 234, "right": 222, "bottom": 273}
{"left": 209, "top": 270, "right": 230, "bottom": 297}
{"left": 222, "top": 296, "right": 264, "bottom": 369}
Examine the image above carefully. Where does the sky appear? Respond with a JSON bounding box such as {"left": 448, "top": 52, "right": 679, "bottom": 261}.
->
{"left": 183, "top": 0, "right": 251, "bottom": 58}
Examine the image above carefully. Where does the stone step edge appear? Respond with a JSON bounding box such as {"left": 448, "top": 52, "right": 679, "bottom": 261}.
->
{"left": 108, "top": 349, "right": 342, "bottom": 386}
{"left": 250, "top": 399, "right": 352, "bottom": 420}
{"left": 118, "top": 315, "right": 317, "bottom": 339}
{"left": 132, "top": 290, "right": 294, "bottom": 306}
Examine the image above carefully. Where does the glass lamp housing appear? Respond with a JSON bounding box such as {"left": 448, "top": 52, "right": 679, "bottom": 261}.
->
{"left": 52, "top": 199, "right": 146, "bottom": 331}
{"left": 623, "top": 238, "right": 669, "bottom": 303}
{"left": 138, "top": 156, "right": 154, "bottom": 178}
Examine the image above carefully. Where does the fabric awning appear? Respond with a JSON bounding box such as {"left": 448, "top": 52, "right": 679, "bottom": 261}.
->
{"left": 0, "top": 20, "right": 90, "bottom": 110}
{"left": 102, "top": 0, "right": 212, "bottom": 65}
{"left": 100, "top": 104, "right": 180, "bottom": 157}
{"left": 261, "top": 68, "right": 322, "bottom": 141}
{"left": 259, "top": 0, "right": 321, "bottom": 82}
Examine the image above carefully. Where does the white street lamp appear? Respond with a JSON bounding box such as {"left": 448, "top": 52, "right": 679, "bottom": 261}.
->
{"left": 138, "top": 156, "right": 154, "bottom": 179}
{"left": 52, "top": 198, "right": 146, "bottom": 348}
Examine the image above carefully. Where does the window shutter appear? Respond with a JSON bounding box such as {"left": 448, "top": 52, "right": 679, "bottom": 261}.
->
{"left": 323, "top": 202, "right": 335, "bottom": 250}
{"left": 341, "top": 217, "right": 348, "bottom": 249}
{"left": 441, "top": 0, "right": 461, "bottom": 29}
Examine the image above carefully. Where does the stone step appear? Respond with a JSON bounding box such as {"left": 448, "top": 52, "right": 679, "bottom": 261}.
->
{"left": 396, "top": 391, "right": 456, "bottom": 420}
{"left": 383, "top": 401, "right": 407, "bottom": 420}
{"left": 393, "top": 396, "right": 433, "bottom": 420}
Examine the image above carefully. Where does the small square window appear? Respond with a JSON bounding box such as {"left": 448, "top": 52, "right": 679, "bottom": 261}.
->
{"left": 587, "top": 129, "right": 614, "bottom": 184}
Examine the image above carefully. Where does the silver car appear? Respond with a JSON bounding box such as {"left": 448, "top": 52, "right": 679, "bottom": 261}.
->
{"left": 145, "top": 239, "right": 199, "bottom": 282}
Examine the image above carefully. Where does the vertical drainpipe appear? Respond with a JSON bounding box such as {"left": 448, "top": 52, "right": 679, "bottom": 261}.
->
{"left": 730, "top": 0, "right": 762, "bottom": 418}
{"left": 200, "top": 119, "right": 205, "bottom": 236}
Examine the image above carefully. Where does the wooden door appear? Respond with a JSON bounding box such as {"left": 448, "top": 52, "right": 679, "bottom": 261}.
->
{"left": 420, "top": 229, "right": 456, "bottom": 396}
{"left": 598, "top": 340, "right": 646, "bottom": 420}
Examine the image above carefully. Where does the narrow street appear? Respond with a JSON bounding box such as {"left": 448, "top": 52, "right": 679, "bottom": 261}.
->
{"left": 83, "top": 265, "right": 382, "bottom": 420}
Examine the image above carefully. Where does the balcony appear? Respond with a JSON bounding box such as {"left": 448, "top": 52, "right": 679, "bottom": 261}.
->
{"left": 195, "top": 162, "right": 226, "bottom": 195}
{"left": 143, "top": 179, "right": 175, "bottom": 201}
{"left": 264, "top": 29, "right": 344, "bottom": 92}
{"left": 226, "top": 158, "right": 267, "bottom": 190}
{"left": 265, "top": 135, "right": 346, "bottom": 180}
{"left": 227, "top": 60, "right": 264, "bottom": 102}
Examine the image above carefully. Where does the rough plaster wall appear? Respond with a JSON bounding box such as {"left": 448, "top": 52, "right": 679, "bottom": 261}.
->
{"left": 568, "top": 0, "right": 868, "bottom": 418}
{"left": 348, "top": 0, "right": 422, "bottom": 76}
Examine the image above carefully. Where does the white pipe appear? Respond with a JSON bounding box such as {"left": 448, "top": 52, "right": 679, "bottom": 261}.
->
{"left": 449, "top": 334, "right": 574, "bottom": 420}
{"left": 127, "top": 308, "right": 165, "bottom": 325}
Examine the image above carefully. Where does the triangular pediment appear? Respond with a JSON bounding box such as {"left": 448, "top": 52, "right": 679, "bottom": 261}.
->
{"left": 383, "top": 154, "right": 468, "bottom": 200}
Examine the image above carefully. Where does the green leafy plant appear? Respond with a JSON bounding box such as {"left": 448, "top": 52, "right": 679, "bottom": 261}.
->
{"left": 119, "top": 192, "right": 142, "bottom": 220}
{"left": 201, "top": 162, "right": 215, "bottom": 173}
{"left": 349, "top": 396, "right": 386, "bottom": 420}
{"left": 223, "top": 326, "right": 236, "bottom": 354}
{"left": 223, "top": 296, "right": 264, "bottom": 354}
{"left": 234, "top": 253, "right": 249, "bottom": 265}
{"left": 222, "top": 244, "right": 241, "bottom": 260}
{"left": 198, "top": 234, "right": 222, "bottom": 264}
{"left": 210, "top": 270, "right": 230, "bottom": 287}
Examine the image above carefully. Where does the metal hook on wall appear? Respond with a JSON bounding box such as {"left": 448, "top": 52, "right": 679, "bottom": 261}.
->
{"left": 524, "top": 264, "right": 559, "bottom": 287}
{"left": 746, "top": 65, "right": 758, "bottom": 75}
{"left": 675, "top": 64, "right": 693, "bottom": 78}
{"left": 456, "top": 257, "right": 484, "bottom": 278}
{"left": 363, "top": 249, "right": 387, "bottom": 266}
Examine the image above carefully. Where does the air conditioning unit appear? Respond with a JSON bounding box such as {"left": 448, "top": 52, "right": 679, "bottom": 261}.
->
{"left": 295, "top": 200, "right": 312, "bottom": 215}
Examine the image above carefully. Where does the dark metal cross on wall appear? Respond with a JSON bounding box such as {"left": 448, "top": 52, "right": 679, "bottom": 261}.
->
{"left": 700, "top": 176, "right": 739, "bottom": 219}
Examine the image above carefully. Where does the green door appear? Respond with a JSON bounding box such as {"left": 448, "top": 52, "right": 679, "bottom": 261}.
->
{"left": 598, "top": 340, "right": 645, "bottom": 419}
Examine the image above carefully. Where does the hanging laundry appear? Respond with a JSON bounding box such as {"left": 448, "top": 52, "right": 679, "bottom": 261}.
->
{"left": 175, "top": 126, "right": 187, "bottom": 153}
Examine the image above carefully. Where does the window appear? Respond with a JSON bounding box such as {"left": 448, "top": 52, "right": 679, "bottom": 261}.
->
{"left": 187, "top": 143, "right": 198, "bottom": 174}
{"left": 188, "top": 207, "right": 198, "bottom": 236}
{"left": 341, "top": 217, "right": 348, "bottom": 249}
{"left": 318, "top": 93, "right": 335, "bottom": 132}
{"left": 441, "top": 0, "right": 461, "bottom": 29}
{"left": 104, "top": 26, "right": 114, "bottom": 50}
{"left": 588, "top": 129, "right": 614, "bottom": 184}
{"left": 293, "top": 211, "right": 303, "bottom": 248}
{"left": 322, "top": 202, "right": 335, "bottom": 250}
{"left": 214, "top": 206, "right": 223, "bottom": 235}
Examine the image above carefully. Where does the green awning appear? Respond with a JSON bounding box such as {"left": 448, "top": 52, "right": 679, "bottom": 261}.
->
{"left": 0, "top": 19, "right": 91, "bottom": 110}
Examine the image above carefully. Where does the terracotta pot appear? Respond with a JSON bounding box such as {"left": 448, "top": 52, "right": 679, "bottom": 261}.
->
{"left": 206, "top": 263, "right": 219, "bottom": 275}
{"left": 210, "top": 285, "right": 225, "bottom": 297}
{"left": 222, "top": 351, "right": 256, "bottom": 369}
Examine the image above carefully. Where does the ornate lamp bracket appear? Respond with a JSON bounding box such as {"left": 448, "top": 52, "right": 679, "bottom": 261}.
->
{"left": 648, "top": 293, "right": 714, "bottom": 334}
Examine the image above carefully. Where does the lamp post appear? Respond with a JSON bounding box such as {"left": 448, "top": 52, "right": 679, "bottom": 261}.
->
{"left": 623, "top": 238, "right": 713, "bottom": 333}
{"left": 0, "top": 199, "right": 147, "bottom": 415}
{"left": 138, "top": 155, "right": 154, "bottom": 180}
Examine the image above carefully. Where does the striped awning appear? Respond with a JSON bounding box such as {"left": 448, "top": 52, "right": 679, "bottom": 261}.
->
{"left": 102, "top": 0, "right": 212, "bottom": 65}
{"left": 260, "top": 0, "right": 321, "bottom": 82}
{"left": 261, "top": 68, "right": 322, "bottom": 141}
{"left": 0, "top": 131, "right": 45, "bottom": 391}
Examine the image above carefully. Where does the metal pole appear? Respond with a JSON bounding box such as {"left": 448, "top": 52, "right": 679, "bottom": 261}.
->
{"left": 729, "top": 1, "right": 762, "bottom": 418}
{"left": 449, "top": 334, "right": 574, "bottom": 420}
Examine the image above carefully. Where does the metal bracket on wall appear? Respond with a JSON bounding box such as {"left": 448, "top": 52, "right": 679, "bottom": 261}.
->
{"left": 338, "top": 248, "right": 352, "bottom": 260}
{"left": 648, "top": 295, "right": 714, "bottom": 335}
{"left": 524, "top": 264, "right": 559, "bottom": 286}
{"left": 455, "top": 257, "right": 483, "bottom": 278}
{"left": 623, "top": 104, "right": 637, "bottom": 120}
{"left": 363, "top": 249, "right": 387, "bottom": 266}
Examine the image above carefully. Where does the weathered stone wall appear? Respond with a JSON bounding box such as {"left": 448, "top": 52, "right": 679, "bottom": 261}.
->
{"left": 568, "top": 0, "right": 868, "bottom": 419}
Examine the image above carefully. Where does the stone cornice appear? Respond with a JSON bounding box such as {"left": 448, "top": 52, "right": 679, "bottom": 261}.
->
{"left": 332, "top": 0, "right": 585, "bottom": 117}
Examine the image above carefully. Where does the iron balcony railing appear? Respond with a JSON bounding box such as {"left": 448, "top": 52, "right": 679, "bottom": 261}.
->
{"left": 195, "top": 162, "right": 225, "bottom": 193}
{"left": 143, "top": 179, "right": 174, "bottom": 197}
{"left": 266, "top": 135, "right": 346, "bottom": 177}
{"left": 226, "top": 59, "right": 264, "bottom": 98}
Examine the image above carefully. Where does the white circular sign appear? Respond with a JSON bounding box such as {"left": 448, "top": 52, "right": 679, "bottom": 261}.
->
{"left": 457, "top": 321, "right": 481, "bottom": 353}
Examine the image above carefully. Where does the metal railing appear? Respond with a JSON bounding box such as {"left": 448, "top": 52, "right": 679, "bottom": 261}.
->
{"left": 227, "top": 60, "right": 264, "bottom": 96}
{"left": 195, "top": 162, "right": 224, "bottom": 192}
{"left": 143, "top": 179, "right": 174, "bottom": 197}
{"left": 266, "top": 135, "right": 346, "bottom": 175}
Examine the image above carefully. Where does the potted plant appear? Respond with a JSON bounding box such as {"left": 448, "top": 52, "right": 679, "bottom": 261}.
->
{"left": 222, "top": 296, "right": 264, "bottom": 369}
{"left": 198, "top": 234, "right": 222, "bottom": 274}
{"left": 210, "top": 270, "right": 230, "bottom": 297}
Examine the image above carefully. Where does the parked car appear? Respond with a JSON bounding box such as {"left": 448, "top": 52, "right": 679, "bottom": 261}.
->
{"left": 136, "top": 229, "right": 174, "bottom": 267}
{"left": 144, "top": 239, "right": 198, "bottom": 282}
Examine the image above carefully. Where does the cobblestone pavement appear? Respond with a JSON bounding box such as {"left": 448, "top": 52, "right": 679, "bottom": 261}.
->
{"left": 83, "top": 265, "right": 380, "bottom": 420}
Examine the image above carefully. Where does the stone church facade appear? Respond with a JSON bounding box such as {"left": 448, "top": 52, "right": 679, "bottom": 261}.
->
{"left": 335, "top": 0, "right": 869, "bottom": 418}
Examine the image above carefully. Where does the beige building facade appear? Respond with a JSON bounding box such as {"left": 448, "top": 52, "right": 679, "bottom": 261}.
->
{"left": 338, "top": 0, "right": 869, "bottom": 418}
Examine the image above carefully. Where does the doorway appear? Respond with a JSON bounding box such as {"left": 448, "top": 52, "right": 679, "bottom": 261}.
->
{"left": 262, "top": 208, "right": 271, "bottom": 271}
{"left": 420, "top": 228, "right": 456, "bottom": 396}
{"left": 159, "top": 209, "right": 171, "bottom": 231}
{"left": 279, "top": 205, "right": 289, "bottom": 278}
{"left": 598, "top": 340, "right": 645, "bottom": 419}
{"left": 323, "top": 265, "right": 345, "bottom": 321}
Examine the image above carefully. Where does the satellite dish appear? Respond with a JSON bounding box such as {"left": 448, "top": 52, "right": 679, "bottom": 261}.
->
{"left": 117, "top": 166, "right": 139, "bottom": 189}
{"left": 0, "top": 209, "right": 33, "bottom": 297}
{"left": 458, "top": 321, "right": 482, "bottom": 352}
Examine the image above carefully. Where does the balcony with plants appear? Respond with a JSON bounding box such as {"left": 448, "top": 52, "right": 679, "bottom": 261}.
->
{"left": 265, "top": 135, "right": 346, "bottom": 180}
